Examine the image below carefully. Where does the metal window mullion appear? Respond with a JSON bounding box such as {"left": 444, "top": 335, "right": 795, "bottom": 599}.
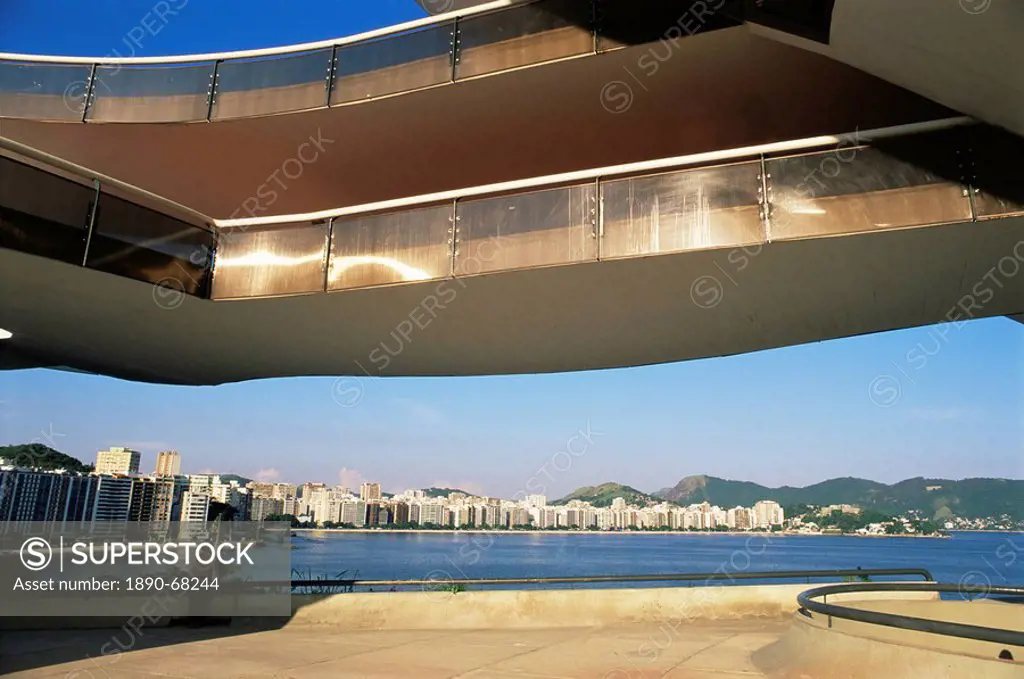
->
{"left": 958, "top": 133, "right": 978, "bottom": 222}
{"left": 325, "top": 46, "right": 338, "bottom": 107}
{"left": 203, "top": 233, "right": 217, "bottom": 299}
{"left": 594, "top": 177, "right": 602, "bottom": 261}
{"left": 81, "top": 64, "right": 97, "bottom": 123}
{"left": 759, "top": 154, "right": 772, "bottom": 243}
{"left": 205, "top": 60, "right": 221, "bottom": 122}
{"left": 207, "top": 233, "right": 222, "bottom": 300}
{"left": 450, "top": 17, "right": 460, "bottom": 83}
{"left": 322, "top": 218, "right": 334, "bottom": 292}
{"left": 450, "top": 199, "right": 459, "bottom": 277}
{"left": 82, "top": 179, "right": 101, "bottom": 266}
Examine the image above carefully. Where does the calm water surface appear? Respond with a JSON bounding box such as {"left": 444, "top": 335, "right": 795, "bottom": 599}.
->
{"left": 290, "top": 531, "right": 1024, "bottom": 590}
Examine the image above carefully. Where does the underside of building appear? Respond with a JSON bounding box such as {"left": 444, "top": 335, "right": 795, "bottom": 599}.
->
{"left": 0, "top": 0, "right": 1022, "bottom": 384}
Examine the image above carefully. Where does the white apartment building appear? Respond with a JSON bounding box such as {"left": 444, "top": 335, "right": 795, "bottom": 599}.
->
{"left": 94, "top": 447, "right": 141, "bottom": 476}
{"left": 754, "top": 500, "right": 785, "bottom": 528}
{"left": 154, "top": 451, "right": 181, "bottom": 476}
{"left": 180, "top": 491, "right": 211, "bottom": 522}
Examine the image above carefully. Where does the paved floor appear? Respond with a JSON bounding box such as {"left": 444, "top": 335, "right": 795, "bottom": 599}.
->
{"left": 0, "top": 619, "right": 790, "bottom": 678}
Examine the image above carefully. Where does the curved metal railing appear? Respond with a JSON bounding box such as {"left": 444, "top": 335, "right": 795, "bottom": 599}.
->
{"left": 292, "top": 567, "right": 935, "bottom": 590}
{"left": 797, "top": 582, "right": 1024, "bottom": 648}
{"left": 4, "top": 117, "right": 1023, "bottom": 303}
{"left": 0, "top": 0, "right": 660, "bottom": 125}
{"left": 0, "top": 1, "right": 517, "bottom": 65}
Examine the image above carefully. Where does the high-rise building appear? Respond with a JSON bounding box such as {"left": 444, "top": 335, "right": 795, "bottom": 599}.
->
{"left": 180, "top": 491, "right": 211, "bottom": 522}
{"left": 364, "top": 501, "right": 382, "bottom": 525}
{"left": 128, "top": 477, "right": 160, "bottom": 521}
{"left": 252, "top": 495, "right": 285, "bottom": 521}
{"left": 95, "top": 447, "right": 141, "bottom": 476}
{"left": 90, "top": 476, "right": 135, "bottom": 522}
{"left": 154, "top": 451, "right": 181, "bottom": 476}
{"left": 360, "top": 482, "right": 382, "bottom": 502}
{"left": 392, "top": 502, "right": 410, "bottom": 525}
{"left": 754, "top": 500, "right": 785, "bottom": 528}
{"left": 152, "top": 475, "right": 187, "bottom": 522}
{"left": 339, "top": 499, "right": 366, "bottom": 527}
{"left": 0, "top": 469, "right": 98, "bottom": 523}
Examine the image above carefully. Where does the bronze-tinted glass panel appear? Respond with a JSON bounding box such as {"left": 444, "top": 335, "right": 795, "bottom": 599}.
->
{"left": 455, "top": 184, "right": 596, "bottom": 275}
{"left": 212, "top": 222, "right": 328, "bottom": 299}
{"left": 0, "top": 157, "right": 92, "bottom": 264}
{"left": 969, "top": 125, "right": 1024, "bottom": 219}
{"left": 601, "top": 162, "right": 764, "bottom": 259}
{"left": 597, "top": 0, "right": 742, "bottom": 52}
{"left": 456, "top": 0, "right": 594, "bottom": 79}
{"left": 0, "top": 61, "right": 93, "bottom": 121}
{"left": 212, "top": 49, "right": 332, "bottom": 120}
{"left": 86, "top": 194, "right": 214, "bottom": 296}
{"left": 767, "top": 147, "right": 972, "bottom": 241}
{"left": 329, "top": 204, "right": 453, "bottom": 290}
{"left": 88, "top": 63, "right": 214, "bottom": 123}
{"left": 332, "top": 25, "right": 453, "bottom": 104}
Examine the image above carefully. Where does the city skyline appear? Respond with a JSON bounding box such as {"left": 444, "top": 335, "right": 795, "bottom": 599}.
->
{"left": 2, "top": 316, "right": 1021, "bottom": 498}
{"left": 1, "top": 442, "right": 1021, "bottom": 504}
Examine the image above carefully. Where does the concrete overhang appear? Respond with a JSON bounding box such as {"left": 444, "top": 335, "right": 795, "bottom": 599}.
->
{"left": 2, "top": 215, "right": 1022, "bottom": 385}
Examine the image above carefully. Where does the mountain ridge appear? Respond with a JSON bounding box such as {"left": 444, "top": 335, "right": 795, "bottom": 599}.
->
{"left": 552, "top": 482, "right": 657, "bottom": 507}
{"left": 561, "top": 475, "right": 1022, "bottom": 520}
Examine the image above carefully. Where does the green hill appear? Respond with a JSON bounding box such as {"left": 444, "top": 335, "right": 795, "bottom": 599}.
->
{"left": 554, "top": 482, "right": 659, "bottom": 508}
{"left": 0, "top": 444, "right": 93, "bottom": 473}
{"left": 422, "top": 487, "right": 472, "bottom": 498}
{"left": 655, "top": 475, "right": 1024, "bottom": 520}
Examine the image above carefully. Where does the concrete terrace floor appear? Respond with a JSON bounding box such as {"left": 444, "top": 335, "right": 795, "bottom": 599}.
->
{"left": 0, "top": 619, "right": 790, "bottom": 679}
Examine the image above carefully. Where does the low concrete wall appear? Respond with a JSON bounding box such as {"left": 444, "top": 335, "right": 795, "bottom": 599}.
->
{"left": 800, "top": 598, "right": 1023, "bottom": 661}
{"left": 755, "top": 605, "right": 1022, "bottom": 679}
{"left": 286, "top": 583, "right": 937, "bottom": 630}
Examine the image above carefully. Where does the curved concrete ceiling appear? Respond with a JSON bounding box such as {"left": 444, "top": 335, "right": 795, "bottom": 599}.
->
{"left": 420, "top": 0, "right": 1024, "bottom": 138}
{"left": 749, "top": 0, "right": 1024, "bottom": 137}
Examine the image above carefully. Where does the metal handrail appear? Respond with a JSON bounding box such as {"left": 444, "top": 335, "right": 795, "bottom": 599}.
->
{"left": 291, "top": 567, "right": 934, "bottom": 589}
{"left": 0, "top": 137, "right": 215, "bottom": 230}
{"left": 0, "top": 0, "right": 519, "bottom": 65}
{"left": 797, "top": 582, "right": 1024, "bottom": 648}
{"left": 216, "top": 116, "right": 974, "bottom": 228}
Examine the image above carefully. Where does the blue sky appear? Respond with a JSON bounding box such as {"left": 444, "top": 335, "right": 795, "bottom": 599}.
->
{"left": 1, "top": 1, "right": 1022, "bottom": 497}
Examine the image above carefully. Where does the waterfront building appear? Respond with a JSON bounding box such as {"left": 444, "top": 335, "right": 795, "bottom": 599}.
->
{"left": 89, "top": 475, "right": 135, "bottom": 522}
{"left": 339, "top": 499, "right": 367, "bottom": 527}
{"left": 251, "top": 495, "right": 285, "bottom": 521}
{"left": 419, "top": 502, "right": 445, "bottom": 526}
{"left": 360, "top": 482, "right": 382, "bottom": 502}
{"left": 0, "top": 469, "right": 97, "bottom": 523}
{"left": 180, "top": 491, "right": 211, "bottom": 522}
{"left": 754, "top": 500, "right": 785, "bottom": 528}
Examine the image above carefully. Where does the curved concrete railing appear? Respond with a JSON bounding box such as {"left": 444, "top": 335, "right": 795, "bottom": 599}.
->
{"left": 798, "top": 582, "right": 1024, "bottom": 648}
{"left": 754, "top": 584, "right": 1024, "bottom": 679}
